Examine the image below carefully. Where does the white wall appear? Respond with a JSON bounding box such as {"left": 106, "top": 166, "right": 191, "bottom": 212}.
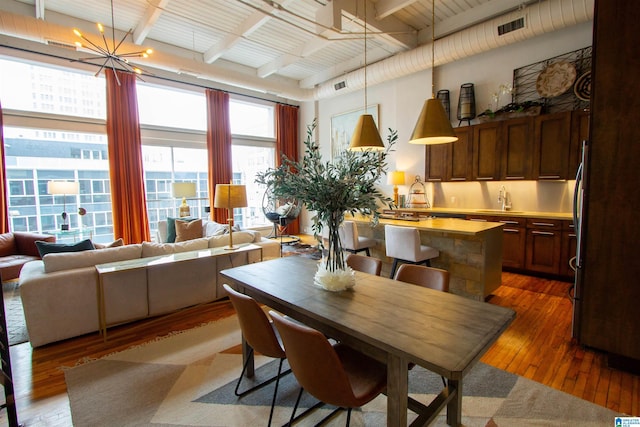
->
{"left": 297, "top": 21, "right": 592, "bottom": 230}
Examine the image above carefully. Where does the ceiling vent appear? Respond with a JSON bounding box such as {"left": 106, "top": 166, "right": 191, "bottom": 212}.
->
{"left": 497, "top": 17, "right": 526, "bottom": 36}
{"left": 46, "top": 40, "right": 77, "bottom": 50}
{"left": 334, "top": 81, "right": 347, "bottom": 91}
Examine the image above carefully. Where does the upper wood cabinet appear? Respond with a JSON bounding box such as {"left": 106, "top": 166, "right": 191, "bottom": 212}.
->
{"left": 532, "top": 111, "right": 572, "bottom": 179}
{"left": 423, "top": 110, "right": 583, "bottom": 182}
{"left": 500, "top": 117, "right": 533, "bottom": 180}
{"left": 425, "top": 126, "right": 472, "bottom": 182}
{"left": 569, "top": 109, "right": 590, "bottom": 178}
{"left": 472, "top": 121, "right": 501, "bottom": 180}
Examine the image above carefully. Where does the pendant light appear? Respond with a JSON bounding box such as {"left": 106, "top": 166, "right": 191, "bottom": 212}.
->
{"left": 349, "top": 0, "right": 384, "bottom": 151}
{"left": 408, "top": 0, "right": 458, "bottom": 145}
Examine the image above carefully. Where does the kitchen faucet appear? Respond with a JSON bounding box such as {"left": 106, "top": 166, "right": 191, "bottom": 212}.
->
{"left": 498, "top": 185, "right": 511, "bottom": 211}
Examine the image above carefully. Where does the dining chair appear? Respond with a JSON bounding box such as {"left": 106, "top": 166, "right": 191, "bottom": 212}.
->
{"left": 222, "top": 284, "right": 291, "bottom": 427}
{"left": 393, "top": 264, "right": 450, "bottom": 292}
{"left": 269, "top": 311, "right": 387, "bottom": 427}
{"left": 339, "top": 220, "right": 376, "bottom": 256}
{"left": 345, "top": 253, "right": 382, "bottom": 276}
{"left": 384, "top": 224, "right": 439, "bottom": 278}
{"left": 392, "top": 264, "right": 449, "bottom": 387}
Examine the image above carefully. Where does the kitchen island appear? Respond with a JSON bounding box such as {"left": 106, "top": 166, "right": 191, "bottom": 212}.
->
{"left": 349, "top": 215, "right": 504, "bottom": 301}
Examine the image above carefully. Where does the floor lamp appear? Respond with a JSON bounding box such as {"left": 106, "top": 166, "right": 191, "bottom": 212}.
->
{"left": 47, "top": 181, "right": 79, "bottom": 231}
{"left": 172, "top": 182, "right": 197, "bottom": 217}
{"left": 214, "top": 183, "right": 248, "bottom": 250}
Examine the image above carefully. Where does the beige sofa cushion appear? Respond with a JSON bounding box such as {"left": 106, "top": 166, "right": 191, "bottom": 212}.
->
{"left": 207, "top": 231, "right": 259, "bottom": 248}
{"left": 141, "top": 238, "right": 209, "bottom": 258}
{"left": 42, "top": 244, "right": 143, "bottom": 273}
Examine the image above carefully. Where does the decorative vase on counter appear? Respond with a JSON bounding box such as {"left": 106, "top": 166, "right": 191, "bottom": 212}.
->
{"left": 256, "top": 119, "right": 397, "bottom": 292}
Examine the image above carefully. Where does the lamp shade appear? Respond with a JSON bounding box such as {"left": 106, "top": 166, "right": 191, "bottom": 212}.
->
{"left": 214, "top": 184, "right": 248, "bottom": 209}
{"left": 408, "top": 99, "right": 459, "bottom": 145}
{"left": 47, "top": 181, "right": 79, "bottom": 195}
{"left": 387, "top": 171, "right": 406, "bottom": 186}
{"left": 171, "top": 182, "right": 197, "bottom": 199}
{"left": 349, "top": 114, "right": 385, "bottom": 151}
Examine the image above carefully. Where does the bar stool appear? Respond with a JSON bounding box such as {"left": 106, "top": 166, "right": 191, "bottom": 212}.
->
{"left": 384, "top": 224, "right": 439, "bottom": 278}
{"left": 339, "top": 220, "right": 376, "bottom": 256}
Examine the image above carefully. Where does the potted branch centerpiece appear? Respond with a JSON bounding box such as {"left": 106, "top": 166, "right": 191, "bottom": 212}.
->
{"left": 256, "top": 119, "right": 397, "bottom": 291}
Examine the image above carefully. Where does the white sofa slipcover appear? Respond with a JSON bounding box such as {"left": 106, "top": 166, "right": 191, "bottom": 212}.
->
{"left": 19, "top": 232, "right": 280, "bottom": 347}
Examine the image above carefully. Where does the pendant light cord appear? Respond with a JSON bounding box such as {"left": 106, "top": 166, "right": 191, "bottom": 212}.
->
{"left": 431, "top": 0, "right": 435, "bottom": 99}
{"left": 364, "top": 0, "right": 368, "bottom": 110}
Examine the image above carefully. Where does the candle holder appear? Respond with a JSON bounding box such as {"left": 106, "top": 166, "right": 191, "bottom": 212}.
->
{"left": 457, "top": 83, "right": 476, "bottom": 126}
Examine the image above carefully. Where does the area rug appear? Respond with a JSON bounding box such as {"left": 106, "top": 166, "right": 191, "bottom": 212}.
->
{"left": 2, "top": 280, "right": 29, "bottom": 345}
{"left": 281, "top": 242, "right": 323, "bottom": 260}
{"left": 64, "top": 316, "right": 621, "bottom": 427}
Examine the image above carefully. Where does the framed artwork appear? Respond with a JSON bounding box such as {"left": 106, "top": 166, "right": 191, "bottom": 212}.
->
{"left": 330, "top": 105, "right": 379, "bottom": 159}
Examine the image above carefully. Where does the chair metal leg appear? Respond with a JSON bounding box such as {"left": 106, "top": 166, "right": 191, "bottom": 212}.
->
{"left": 267, "top": 358, "right": 286, "bottom": 427}
{"left": 345, "top": 408, "right": 352, "bottom": 427}
{"left": 390, "top": 258, "right": 400, "bottom": 278}
{"left": 364, "top": 248, "right": 370, "bottom": 256}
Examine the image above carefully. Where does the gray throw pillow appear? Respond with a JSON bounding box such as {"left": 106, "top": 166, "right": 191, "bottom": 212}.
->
{"left": 35, "top": 238, "right": 95, "bottom": 258}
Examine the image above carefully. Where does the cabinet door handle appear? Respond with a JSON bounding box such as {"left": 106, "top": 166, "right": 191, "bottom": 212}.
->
{"left": 531, "top": 222, "right": 556, "bottom": 227}
{"left": 500, "top": 220, "right": 520, "bottom": 225}
{"left": 538, "top": 175, "right": 561, "bottom": 179}
{"left": 450, "top": 178, "right": 466, "bottom": 181}
{"left": 504, "top": 228, "right": 520, "bottom": 233}
{"left": 505, "top": 176, "right": 525, "bottom": 180}
{"left": 532, "top": 231, "right": 555, "bottom": 236}
{"left": 476, "top": 177, "right": 493, "bottom": 180}
{"left": 469, "top": 218, "right": 488, "bottom": 222}
{"left": 568, "top": 233, "right": 576, "bottom": 238}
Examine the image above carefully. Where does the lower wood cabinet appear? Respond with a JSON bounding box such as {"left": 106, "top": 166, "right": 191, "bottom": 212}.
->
{"left": 524, "top": 218, "right": 562, "bottom": 275}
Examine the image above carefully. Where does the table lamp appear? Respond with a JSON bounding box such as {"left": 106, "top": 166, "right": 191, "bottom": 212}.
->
{"left": 47, "top": 180, "right": 79, "bottom": 230}
{"left": 387, "top": 171, "right": 406, "bottom": 207}
{"left": 171, "top": 182, "right": 197, "bottom": 217}
{"left": 213, "top": 183, "right": 248, "bottom": 250}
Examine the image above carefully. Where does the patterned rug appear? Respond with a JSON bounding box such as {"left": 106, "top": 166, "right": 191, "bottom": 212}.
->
{"left": 2, "top": 280, "right": 29, "bottom": 346}
{"left": 281, "top": 242, "right": 323, "bottom": 260}
{"left": 64, "top": 316, "right": 621, "bottom": 426}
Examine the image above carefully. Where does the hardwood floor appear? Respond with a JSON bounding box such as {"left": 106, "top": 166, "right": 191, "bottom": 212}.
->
{"left": 4, "top": 262, "right": 639, "bottom": 425}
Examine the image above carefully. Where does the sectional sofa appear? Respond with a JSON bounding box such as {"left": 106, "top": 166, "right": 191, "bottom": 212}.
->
{"left": 19, "top": 226, "right": 280, "bottom": 347}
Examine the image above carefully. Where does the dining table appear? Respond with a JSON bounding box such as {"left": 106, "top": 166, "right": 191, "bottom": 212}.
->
{"left": 220, "top": 256, "right": 515, "bottom": 426}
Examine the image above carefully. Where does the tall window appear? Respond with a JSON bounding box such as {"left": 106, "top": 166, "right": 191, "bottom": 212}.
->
{"left": 1, "top": 55, "right": 278, "bottom": 243}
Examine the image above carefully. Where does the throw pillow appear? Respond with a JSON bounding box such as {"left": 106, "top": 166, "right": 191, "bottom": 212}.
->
{"left": 175, "top": 219, "right": 203, "bottom": 242}
{"left": 165, "top": 217, "right": 197, "bottom": 243}
{"left": 93, "top": 238, "right": 124, "bottom": 249}
{"left": 35, "top": 238, "right": 95, "bottom": 258}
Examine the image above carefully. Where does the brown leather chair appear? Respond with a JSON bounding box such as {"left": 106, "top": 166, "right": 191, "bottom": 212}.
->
{"left": 223, "top": 284, "right": 290, "bottom": 427}
{"left": 270, "top": 311, "right": 386, "bottom": 427}
{"left": 393, "top": 264, "right": 450, "bottom": 292}
{"left": 393, "top": 264, "right": 449, "bottom": 387}
{"left": 345, "top": 253, "right": 382, "bottom": 276}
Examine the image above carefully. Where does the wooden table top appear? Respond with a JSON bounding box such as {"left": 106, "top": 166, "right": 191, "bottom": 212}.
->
{"left": 221, "top": 256, "right": 515, "bottom": 380}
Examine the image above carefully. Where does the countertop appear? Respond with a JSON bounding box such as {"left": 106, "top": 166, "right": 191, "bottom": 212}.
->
{"left": 387, "top": 207, "right": 573, "bottom": 221}
{"left": 351, "top": 215, "right": 504, "bottom": 236}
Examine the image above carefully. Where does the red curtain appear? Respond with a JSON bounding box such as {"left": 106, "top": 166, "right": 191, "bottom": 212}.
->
{"left": 275, "top": 103, "right": 300, "bottom": 234}
{"left": 205, "top": 89, "right": 232, "bottom": 224}
{"left": 105, "top": 69, "right": 151, "bottom": 244}
{"left": 0, "top": 101, "right": 9, "bottom": 233}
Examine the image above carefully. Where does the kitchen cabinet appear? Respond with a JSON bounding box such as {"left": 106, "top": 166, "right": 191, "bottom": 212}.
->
{"left": 532, "top": 111, "right": 572, "bottom": 179}
{"left": 467, "top": 214, "right": 527, "bottom": 270}
{"left": 500, "top": 117, "right": 533, "bottom": 180}
{"left": 525, "top": 218, "right": 562, "bottom": 274}
{"left": 425, "top": 126, "right": 472, "bottom": 182}
{"left": 472, "top": 122, "right": 501, "bottom": 180}
{"left": 569, "top": 109, "right": 589, "bottom": 178}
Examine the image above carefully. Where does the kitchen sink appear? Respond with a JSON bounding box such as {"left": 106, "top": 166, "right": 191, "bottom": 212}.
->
{"left": 474, "top": 209, "right": 523, "bottom": 214}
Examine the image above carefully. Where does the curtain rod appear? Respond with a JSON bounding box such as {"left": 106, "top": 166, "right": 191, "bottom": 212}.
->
{"left": 0, "top": 44, "right": 299, "bottom": 108}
